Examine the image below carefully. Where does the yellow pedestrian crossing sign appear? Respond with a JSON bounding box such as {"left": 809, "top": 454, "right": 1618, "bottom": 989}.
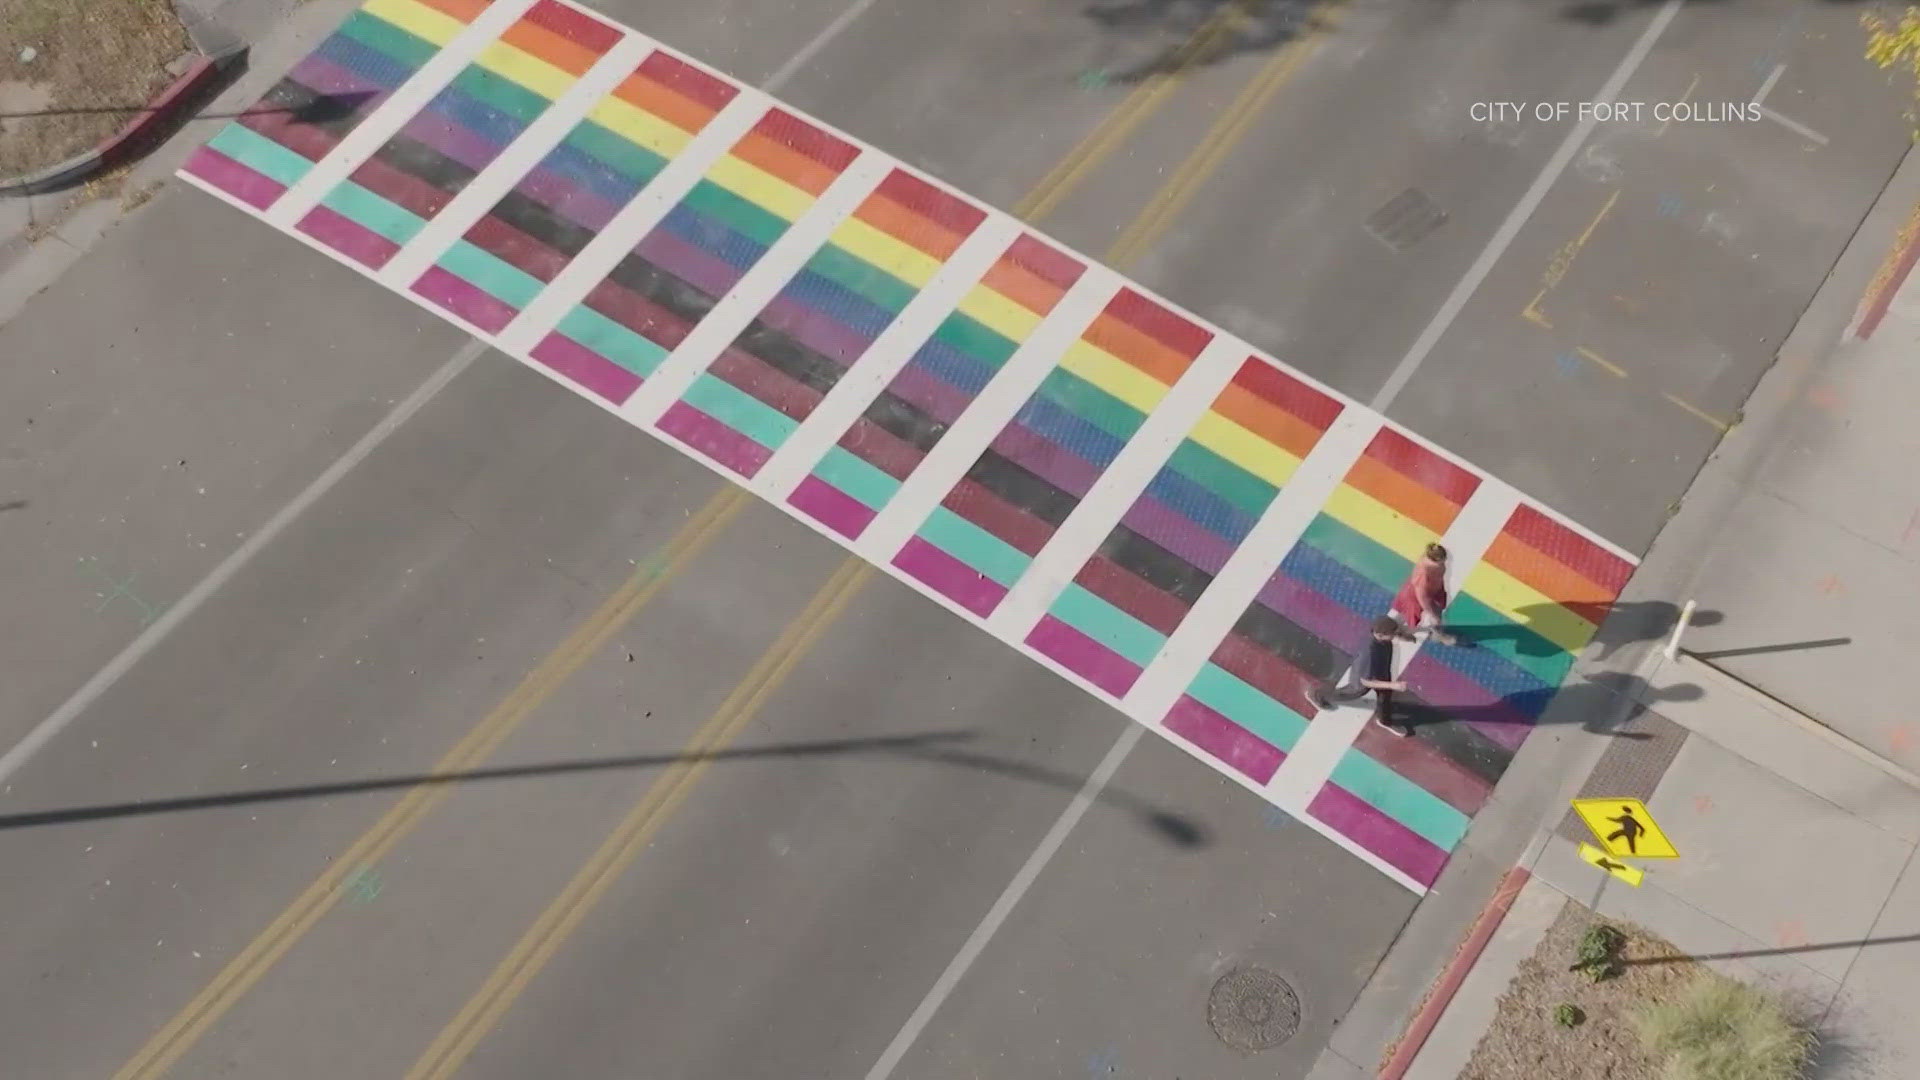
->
{"left": 1578, "top": 843, "right": 1645, "bottom": 886}
{"left": 1572, "top": 798, "right": 1678, "bottom": 859}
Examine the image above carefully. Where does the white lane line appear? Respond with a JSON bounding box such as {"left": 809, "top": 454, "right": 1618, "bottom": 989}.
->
{"left": 1368, "top": 0, "right": 1684, "bottom": 411}
{"left": 1751, "top": 62, "right": 1785, "bottom": 106}
{"left": 763, "top": 0, "right": 891, "bottom": 92}
{"left": 1759, "top": 107, "right": 1828, "bottom": 147}
{"left": 0, "top": 338, "right": 487, "bottom": 787}
{"left": 862, "top": 722, "right": 1146, "bottom": 1080}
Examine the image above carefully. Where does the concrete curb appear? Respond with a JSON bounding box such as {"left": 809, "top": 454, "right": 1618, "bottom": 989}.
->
{"left": 1377, "top": 865, "right": 1532, "bottom": 1080}
{"left": 0, "top": 48, "right": 243, "bottom": 198}
{"left": 1851, "top": 193, "right": 1920, "bottom": 340}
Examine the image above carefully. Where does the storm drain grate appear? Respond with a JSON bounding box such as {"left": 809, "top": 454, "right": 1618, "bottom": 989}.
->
{"left": 1365, "top": 187, "right": 1448, "bottom": 251}
{"left": 1208, "top": 966, "right": 1301, "bottom": 1052}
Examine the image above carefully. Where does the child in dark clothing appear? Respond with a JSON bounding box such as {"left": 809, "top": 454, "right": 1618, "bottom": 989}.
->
{"left": 1310, "top": 615, "right": 1417, "bottom": 736}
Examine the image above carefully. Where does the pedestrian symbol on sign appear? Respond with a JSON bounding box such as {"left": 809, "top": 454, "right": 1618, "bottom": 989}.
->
{"left": 1571, "top": 797, "right": 1679, "bottom": 859}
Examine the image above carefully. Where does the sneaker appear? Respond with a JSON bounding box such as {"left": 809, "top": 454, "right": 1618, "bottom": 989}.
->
{"left": 1310, "top": 690, "right": 1332, "bottom": 710}
{"left": 1373, "top": 715, "right": 1410, "bottom": 737}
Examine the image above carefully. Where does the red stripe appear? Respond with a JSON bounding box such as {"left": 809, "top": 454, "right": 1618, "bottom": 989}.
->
{"left": 837, "top": 416, "right": 926, "bottom": 482}
{"left": 581, "top": 278, "right": 692, "bottom": 351}
{"left": 1071, "top": 556, "right": 1188, "bottom": 636}
{"left": 941, "top": 478, "right": 1054, "bottom": 557}
{"left": 238, "top": 105, "right": 337, "bottom": 164}
{"left": 346, "top": 154, "right": 449, "bottom": 220}
{"left": 707, "top": 347, "right": 822, "bottom": 422}
{"left": 462, "top": 215, "right": 568, "bottom": 283}
{"left": 1002, "top": 234, "right": 1084, "bottom": 292}
{"left": 751, "top": 108, "right": 859, "bottom": 172}
{"left": 1206, "top": 633, "right": 1320, "bottom": 721}
{"left": 520, "top": 0, "right": 623, "bottom": 53}
{"left": 1501, "top": 504, "right": 1633, "bottom": 594}
{"left": 634, "top": 51, "right": 737, "bottom": 113}
{"left": 1103, "top": 288, "right": 1212, "bottom": 360}
{"left": 1362, "top": 427, "right": 1480, "bottom": 508}
{"left": 870, "top": 169, "right": 986, "bottom": 238}
{"left": 1230, "top": 359, "right": 1343, "bottom": 432}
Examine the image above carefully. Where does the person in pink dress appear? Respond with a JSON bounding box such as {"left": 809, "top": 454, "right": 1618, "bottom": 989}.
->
{"left": 1392, "top": 543, "right": 1458, "bottom": 646}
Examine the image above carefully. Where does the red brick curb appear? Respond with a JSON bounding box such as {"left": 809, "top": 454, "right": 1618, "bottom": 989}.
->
{"left": 1853, "top": 198, "right": 1920, "bottom": 340}
{"left": 1377, "top": 864, "right": 1531, "bottom": 1080}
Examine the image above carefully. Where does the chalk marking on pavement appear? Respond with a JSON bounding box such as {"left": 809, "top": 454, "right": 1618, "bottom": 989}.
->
{"left": 107, "top": 482, "right": 748, "bottom": 1080}
{"left": 862, "top": 722, "right": 1147, "bottom": 1080}
{"left": 1374, "top": 0, "right": 1683, "bottom": 410}
{"left": 1663, "top": 391, "right": 1731, "bottom": 431}
{"left": 403, "top": 558, "right": 872, "bottom": 1080}
{"left": 1522, "top": 188, "right": 1620, "bottom": 330}
{"left": 1655, "top": 73, "right": 1699, "bottom": 138}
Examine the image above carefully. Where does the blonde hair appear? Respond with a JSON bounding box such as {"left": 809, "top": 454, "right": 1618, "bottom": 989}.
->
{"left": 1425, "top": 543, "right": 1448, "bottom": 561}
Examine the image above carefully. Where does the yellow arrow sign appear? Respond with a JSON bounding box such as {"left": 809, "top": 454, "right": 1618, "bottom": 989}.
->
{"left": 1578, "top": 843, "right": 1645, "bottom": 886}
{"left": 1571, "top": 797, "right": 1678, "bottom": 859}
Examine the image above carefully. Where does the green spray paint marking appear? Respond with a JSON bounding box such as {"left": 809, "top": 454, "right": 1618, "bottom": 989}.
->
{"left": 344, "top": 867, "right": 383, "bottom": 904}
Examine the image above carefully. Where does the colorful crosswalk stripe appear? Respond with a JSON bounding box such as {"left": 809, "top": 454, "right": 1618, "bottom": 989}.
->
{"left": 893, "top": 289, "right": 1214, "bottom": 617}
{"left": 787, "top": 235, "right": 1086, "bottom": 540}
{"left": 184, "top": 0, "right": 496, "bottom": 210}
{"left": 1027, "top": 359, "right": 1345, "bottom": 698}
{"left": 296, "top": 0, "right": 623, "bottom": 269}
{"left": 529, "top": 108, "right": 859, "bottom": 406}
{"left": 658, "top": 169, "right": 988, "bottom": 479}
{"left": 410, "top": 51, "right": 738, "bottom": 332}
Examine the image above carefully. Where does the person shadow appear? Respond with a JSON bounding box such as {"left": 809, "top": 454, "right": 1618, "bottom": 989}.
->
{"left": 1393, "top": 670, "right": 1703, "bottom": 745}
{"left": 1445, "top": 601, "right": 1724, "bottom": 662}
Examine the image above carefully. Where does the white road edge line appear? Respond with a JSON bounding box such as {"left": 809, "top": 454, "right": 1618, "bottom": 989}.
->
{"left": 0, "top": 0, "right": 890, "bottom": 788}
{"left": 1368, "top": 0, "right": 1684, "bottom": 411}
{"left": 862, "top": 722, "right": 1146, "bottom": 1080}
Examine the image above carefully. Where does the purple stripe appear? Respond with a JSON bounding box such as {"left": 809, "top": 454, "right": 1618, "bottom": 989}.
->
{"left": 185, "top": 146, "right": 285, "bottom": 210}
{"left": 1401, "top": 656, "right": 1534, "bottom": 751}
{"left": 788, "top": 476, "right": 875, "bottom": 539}
{"left": 394, "top": 108, "right": 502, "bottom": 176}
{"left": 296, "top": 204, "right": 400, "bottom": 268}
{"left": 635, "top": 227, "right": 744, "bottom": 307}
{"left": 1253, "top": 572, "right": 1370, "bottom": 653}
{"left": 1025, "top": 616, "right": 1138, "bottom": 698}
{"left": 288, "top": 53, "right": 385, "bottom": 101}
{"left": 892, "top": 537, "right": 1005, "bottom": 617}
{"left": 411, "top": 266, "right": 518, "bottom": 332}
{"left": 988, "top": 420, "right": 1103, "bottom": 499}
{"left": 514, "top": 164, "right": 623, "bottom": 232}
{"left": 757, "top": 294, "right": 880, "bottom": 371}
{"left": 530, "top": 331, "right": 643, "bottom": 403}
{"left": 886, "top": 360, "right": 977, "bottom": 426}
{"left": 1163, "top": 696, "right": 1284, "bottom": 784}
{"left": 656, "top": 402, "right": 771, "bottom": 478}
{"left": 1118, "top": 491, "right": 1238, "bottom": 577}
{"left": 1309, "top": 783, "right": 1449, "bottom": 887}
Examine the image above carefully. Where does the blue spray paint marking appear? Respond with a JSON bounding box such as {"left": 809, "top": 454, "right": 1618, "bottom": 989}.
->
{"left": 1555, "top": 351, "right": 1581, "bottom": 376}
{"left": 1658, "top": 194, "right": 1685, "bottom": 218}
{"left": 1263, "top": 804, "right": 1292, "bottom": 829}
{"left": 1086, "top": 1047, "right": 1120, "bottom": 1076}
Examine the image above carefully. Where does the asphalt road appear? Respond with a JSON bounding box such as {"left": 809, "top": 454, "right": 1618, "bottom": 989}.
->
{"left": 0, "top": 0, "right": 1908, "bottom": 1076}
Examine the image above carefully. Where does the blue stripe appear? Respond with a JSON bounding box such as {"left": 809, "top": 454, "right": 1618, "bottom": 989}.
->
{"left": 1278, "top": 539, "right": 1395, "bottom": 620}
{"left": 775, "top": 269, "right": 897, "bottom": 343}
{"left": 416, "top": 83, "right": 526, "bottom": 153}
{"left": 1012, "top": 388, "right": 1127, "bottom": 472}
{"left": 309, "top": 30, "right": 413, "bottom": 93}
{"left": 537, "top": 130, "right": 657, "bottom": 205}
{"left": 1140, "top": 463, "right": 1259, "bottom": 547}
{"left": 655, "top": 202, "right": 766, "bottom": 272}
{"left": 1418, "top": 640, "right": 1555, "bottom": 717}
{"left": 907, "top": 334, "right": 998, "bottom": 397}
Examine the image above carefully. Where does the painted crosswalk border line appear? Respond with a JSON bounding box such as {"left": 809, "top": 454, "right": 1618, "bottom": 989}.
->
{"left": 178, "top": 6, "right": 1642, "bottom": 894}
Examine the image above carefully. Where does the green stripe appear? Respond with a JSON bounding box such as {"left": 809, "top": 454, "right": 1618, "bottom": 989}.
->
{"left": 556, "top": 304, "right": 669, "bottom": 376}
{"left": 681, "top": 178, "right": 790, "bottom": 247}
{"left": 1185, "top": 664, "right": 1308, "bottom": 752}
{"left": 435, "top": 240, "right": 543, "bottom": 308}
{"left": 448, "top": 64, "right": 551, "bottom": 126}
{"left": 563, "top": 118, "right": 668, "bottom": 184}
{"left": 932, "top": 310, "right": 1017, "bottom": 367}
{"left": 1299, "top": 514, "right": 1408, "bottom": 592}
{"left": 1047, "top": 584, "right": 1165, "bottom": 665}
{"left": 1164, "top": 439, "right": 1279, "bottom": 520}
{"left": 1035, "top": 368, "right": 1145, "bottom": 445}
{"left": 1446, "top": 593, "right": 1577, "bottom": 686}
{"left": 680, "top": 373, "right": 795, "bottom": 449}
{"left": 207, "top": 123, "right": 313, "bottom": 186}
{"left": 1330, "top": 749, "right": 1469, "bottom": 850}
{"left": 811, "top": 446, "right": 901, "bottom": 511}
{"left": 805, "top": 242, "right": 918, "bottom": 314}
{"left": 319, "top": 181, "right": 424, "bottom": 245}
{"left": 337, "top": 9, "right": 438, "bottom": 69}
{"left": 917, "top": 506, "right": 1030, "bottom": 587}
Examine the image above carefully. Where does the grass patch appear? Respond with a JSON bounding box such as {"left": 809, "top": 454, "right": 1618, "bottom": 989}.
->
{"left": 0, "top": 0, "right": 190, "bottom": 174}
{"left": 1632, "top": 973, "right": 1815, "bottom": 1080}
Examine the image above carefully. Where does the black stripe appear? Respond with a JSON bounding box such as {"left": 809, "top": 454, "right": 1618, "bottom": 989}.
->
{"left": 370, "top": 133, "right": 476, "bottom": 199}
{"left": 604, "top": 255, "right": 719, "bottom": 327}
{"left": 963, "top": 449, "right": 1078, "bottom": 527}
{"left": 1399, "top": 693, "right": 1517, "bottom": 786}
{"left": 731, "top": 320, "right": 848, "bottom": 398}
{"left": 1095, "top": 527, "right": 1212, "bottom": 607}
{"left": 1230, "top": 600, "right": 1346, "bottom": 682}
{"left": 486, "top": 188, "right": 596, "bottom": 260}
{"left": 861, "top": 391, "right": 946, "bottom": 455}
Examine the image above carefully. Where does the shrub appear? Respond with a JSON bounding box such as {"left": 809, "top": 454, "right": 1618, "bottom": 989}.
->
{"left": 1571, "top": 923, "right": 1626, "bottom": 982}
{"left": 1553, "top": 1002, "right": 1585, "bottom": 1028}
{"left": 1632, "top": 973, "right": 1814, "bottom": 1080}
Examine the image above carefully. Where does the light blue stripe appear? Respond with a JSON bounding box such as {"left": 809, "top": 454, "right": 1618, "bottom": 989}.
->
{"left": 555, "top": 304, "right": 668, "bottom": 376}
{"left": 811, "top": 446, "right": 900, "bottom": 510}
{"left": 1047, "top": 584, "right": 1164, "bottom": 665}
{"left": 680, "top": 373, "right": 795, "bottom": 449}
{"left": 318, "top": 181, "right": 423, "bottom": 245}
{"left": 435, "top": 240, "right": 543, "bottom": 309}
{"left": 917, "top": 506, "right": 1030, "bottom": 586}
{"left": 1185, "top": 664, "right": 1308, "bottom": 752}
{"left": 207, "top": 123, "right": 313, "bottom": 187}
{"left": 1329, "top": 749, "right": 1469, "bottom": 850}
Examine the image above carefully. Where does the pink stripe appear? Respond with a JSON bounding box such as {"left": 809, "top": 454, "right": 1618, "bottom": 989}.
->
{"left": 1309, "top": 783, "right": 1449, "bottom": 887}
{"left": 886, "top": 359, "right": 978, "bottom": 426}
{"left": 296, "top": 204, "right": 400, "bottom": 268}
{"left": 988, "top": 419, "right": 1103, "bottom": 498}
{"left": 635, "top": 227, "right": 745, "bottom": 308}
{"left": 1254, "top": 573, "right": 1369, "bottom": 655}
{"left": 892, "top": 537, "right": 1005, "bottom": 617}
{"left": 411, "top": 266, "right": 518, "bottom": 332}
{"left": 1163, "top": 696, "right": 1284, "bottom": 784}
{"left": 1401, "top": 655, "right": 1533, "bottom": 751}
{"left": 1117, "top": 491, "right": 1238, "bottom": 577}
{"left": 787, "top": 475, "right": 875, "bottom": 539}
{"left": 185, "top": 146, "right": 285, "bottom": 210}
{"left": 530, "top": 331, "right": 642, "bottom": 403}
{"left": 656, "top": 402, "right": 771, "bottom": 478}
{"left": 758, "top": 294, "right": 881, "bottom": 368}
{"left": 1024, "top": 616, "right": 1139, "bottom": 698}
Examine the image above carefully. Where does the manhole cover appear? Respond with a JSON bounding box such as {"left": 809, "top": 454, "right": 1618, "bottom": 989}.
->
{"left": 1207, "top": 966, "right": 1301, "bottom": 1052}
{"left": 1364, "top": 187, "right": 1449, "bottom": 252}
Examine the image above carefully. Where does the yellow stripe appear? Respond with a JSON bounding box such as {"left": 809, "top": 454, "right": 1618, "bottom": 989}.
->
{"left": 704, "top": 154, "right": 813, "bottom": 224}
{"left": 363, "top": 0, "right": 465, "bottom": 46}
{"left": 829, "top": 216, "right": 944, "bottom": 289}
{"left": 475, "top": 39, "right": 577, "bottom": 102}
{"left": 1186, "top": 411, "right": 1300, "bottom": 488}
{"left": 588, "top": 95, "right": 693, "bottom": 159}
{"left": 1320, "top": 484, "right": 1438, "bottom": 560}
{"left": 954, "top": 283, "right": 1042, "bottom": 343}
{"left": 1462, "top": 561, "right": 1599, "bottom": 654}
{"left": 1059, "top": 339, "right": 1171, "bottom": 417}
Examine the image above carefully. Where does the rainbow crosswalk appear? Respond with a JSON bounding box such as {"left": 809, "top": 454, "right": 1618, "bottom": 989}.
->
{"left": 178, "top": 0, "right": 1642, "bottom": 894}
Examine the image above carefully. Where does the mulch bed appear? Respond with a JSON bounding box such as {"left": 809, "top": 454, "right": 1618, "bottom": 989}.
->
{"left": 0, "top": 0, "right": 191, "bottom": 175}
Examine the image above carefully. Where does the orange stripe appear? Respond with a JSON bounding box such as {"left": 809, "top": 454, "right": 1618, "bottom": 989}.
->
{"left": 614, "top": 74, "right": 715, "bottom": 136}
{"left": 854, "top": 193, "right": 968, "bottom": 260}
{"left": 413, "top": 0, "right": 491, "bottom": 23}
{"left": 1080, "top": 311, "right": 1191, "bottom": 388}
{"left": 1211, "top": 382, "right": 1324, "bottom": 461}
{"left": 1481, "top": 533, "right": 1617, "bottom": 615}
{"left": 498, "top": 19, "right": 601, "bottom": 77}
{"left": 729, "top": 130, "right": 840, "bottom": 197}
{"left": 1342, "top": 455, "right": 1458, "bottom": 535}
{"left": 978, "top": 260, "right": 1063, "bottom": 317}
